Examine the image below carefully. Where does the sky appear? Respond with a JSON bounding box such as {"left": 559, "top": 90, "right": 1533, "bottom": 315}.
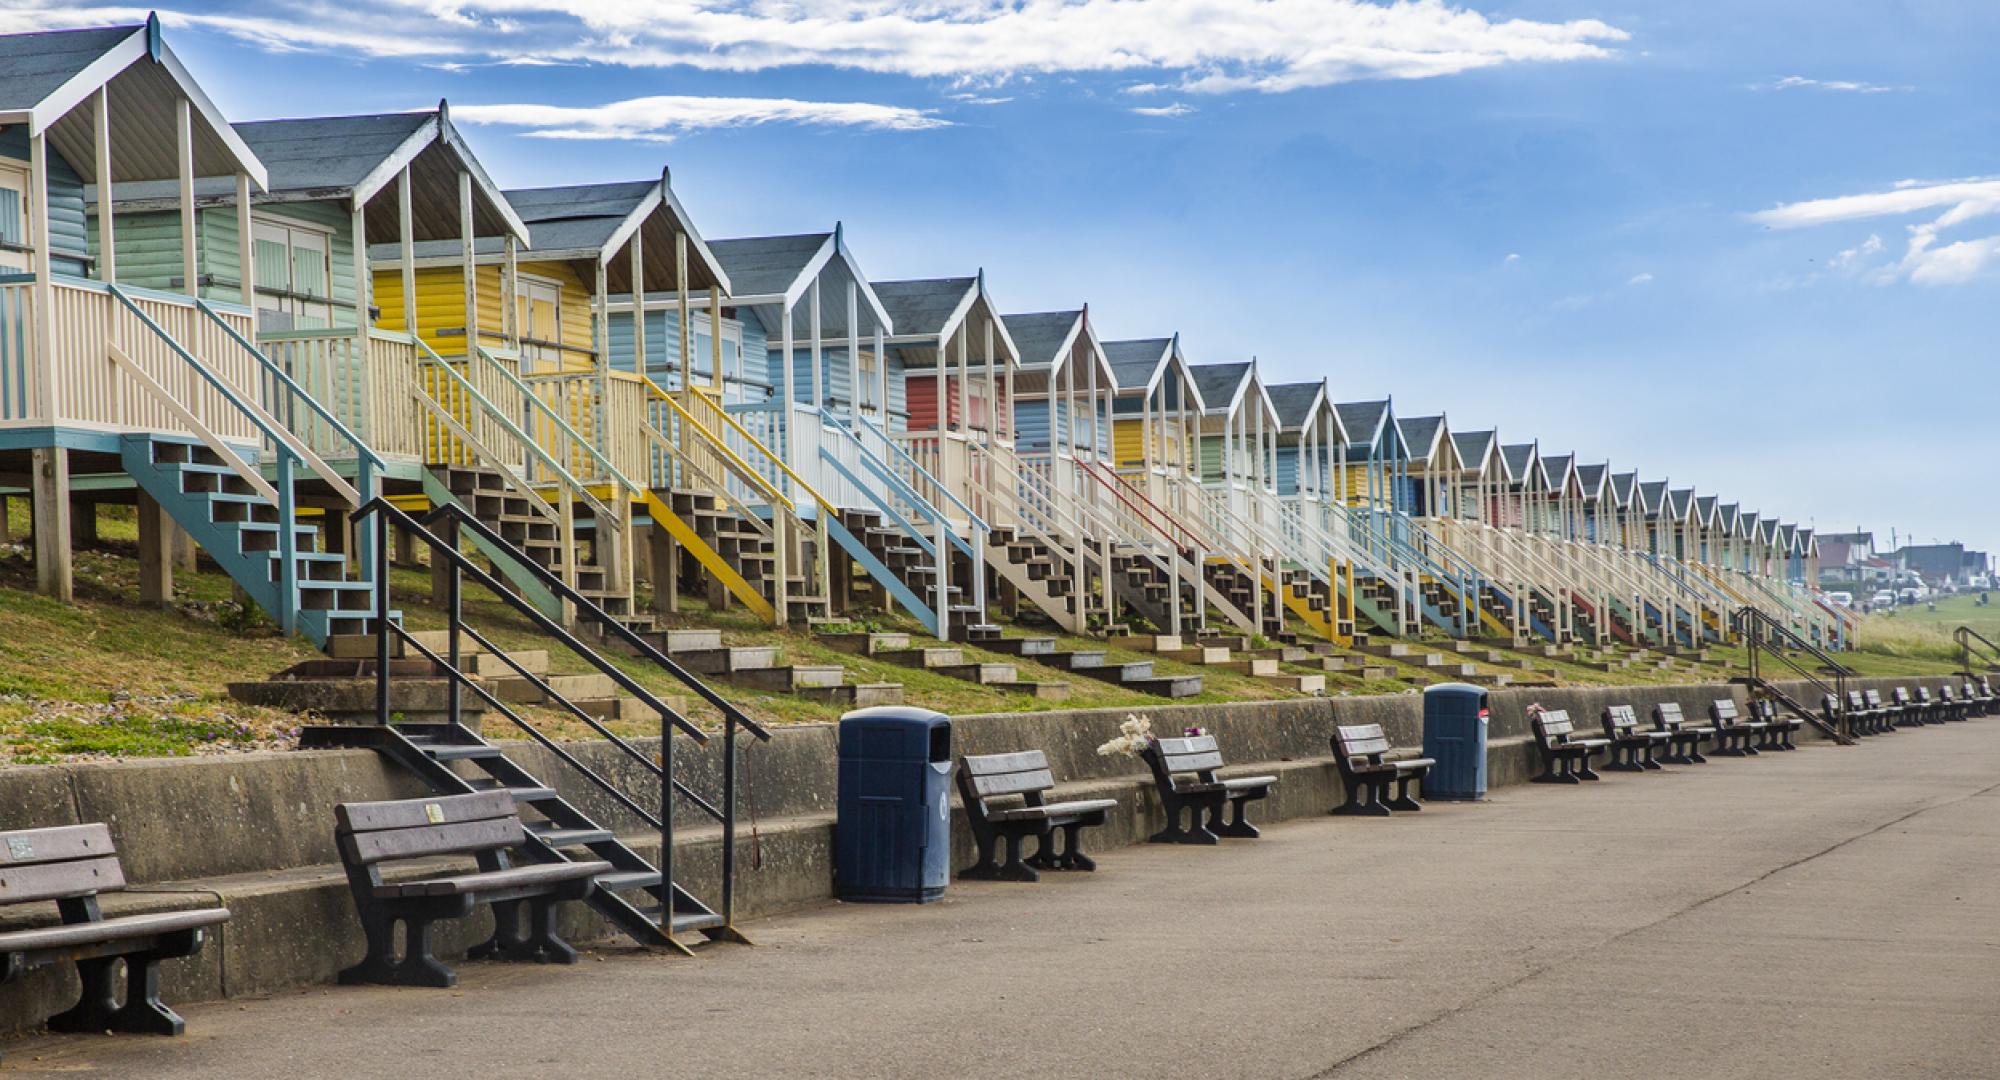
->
{"left": 7, "top": 0, "right": 1994, "bottom": 556}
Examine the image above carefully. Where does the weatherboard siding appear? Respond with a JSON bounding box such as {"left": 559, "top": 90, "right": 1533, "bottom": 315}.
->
{"left": 2, "top": 130, "right": 90, "bottom": 275}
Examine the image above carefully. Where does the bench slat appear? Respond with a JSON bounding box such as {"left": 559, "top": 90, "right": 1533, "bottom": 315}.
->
{"left": 1152, "top": 736, "right": 1218, "bottom": 756}
{"left": 336, "top": 791, "right": 519, "bottom": 834}
{"left": 961, "top": 751, "right": 1048, "bottom": 777}
{"left": 341, "top": 817, "right": 524, "bottom": 867}
{"left": 377, "top": 860, "right": 610, "bottom": 899}
{"left": 0, "top": 907, "right": 229, "bottom": 955}
{"left": 969, "top": 768, "right": 1057, "bottom": 798}
{"left": 1336, "top": 723, "right": 1392, "bottom": 756}
{"left": 1160, "top": 750, "right": 1225, "bottom": 773}
{"left": 0, "top": 855, "right": 126, "bottom": 904}
{"left": 0, "top": 824, "right": 114, "bottom": 868}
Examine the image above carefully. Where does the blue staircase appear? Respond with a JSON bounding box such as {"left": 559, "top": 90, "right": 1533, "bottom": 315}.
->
{"left": 121, "top": 435, "right": 378, "bottom": 647}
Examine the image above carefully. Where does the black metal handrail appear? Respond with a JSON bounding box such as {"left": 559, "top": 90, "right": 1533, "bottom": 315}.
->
{"left": 1736, "top": 605, "right": 1849, "bottom": 735}
{"left": 1955, "top": 626, "right": 2000, "bottom": 678}
{"left": 353, "top": 496, "right": 763, "bottom": 929}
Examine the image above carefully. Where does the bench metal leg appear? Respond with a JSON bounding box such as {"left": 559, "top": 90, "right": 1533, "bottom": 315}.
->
{"left": 1641, "top": 742, "right": 1664, "bottom": 770}
{"left": 1389, "top": 774, "right": 1422, "bottom": 812}
{"left": 340, "top": 912, "right": 456, "bottom": 988}
{"left": 528, "top": 898, "right": 578, "bottom": 964}
{"left": 994, "top": 831, "right": 1040, "bottom": 882}
{"left": 470, "top": 900, "right": 533, "bottom": 962}
{"left": 1332, "top": 776, "right": 1395, "bottom": 814}
{"left": 1030, "top": 824, "right": 1098, "bottom": 872}
{"left": 1210, "top": 797, "right": 1262, "bottom": 838}
{"left": 1148, "top": 798, "right": 1219, "bottom": 844}
{"left": 1533, "top": 755, "right": 1579, "bottom": 784}
{"left": 1574, "top": 752, "right": 1601, "bottom": 781}
{"left": 107, "top": 952, "right": 184, "bottom": 1036}
{"left": 959, "top": 829, "right": 1003, "bottom": 881}
{"left": 47, "top": 957, "right": 121, "bottom": 1034}
{"left": 1606, "top": 743, "right": 1645, "bottom": 772}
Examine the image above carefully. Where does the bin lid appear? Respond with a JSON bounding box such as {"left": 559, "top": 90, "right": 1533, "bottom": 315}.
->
{"left": 1423, "top": 682, "right": 1487, "bottom": 699}
{"left": 839, "top": 706, "right": 950, "bottom": 728}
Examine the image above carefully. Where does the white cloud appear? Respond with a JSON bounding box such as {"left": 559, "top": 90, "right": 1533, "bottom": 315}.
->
{"left": 452, "top": 95, "right": 950, "bottom": 143}
{"left": 1503, "top": 252, "right": 1521, "bottom": 265}
{"left": 1828, "top": 233, "right": 1883, "bottom": 270}
{"left": 1751, "top": 178, "right": 2000, "bottom": 285}
{"left": 1758, "top": 75, "right": 1911, "bottom": 94}
{"left": 1626, "top": 272, "right": 1653, "bottom": 286}
{"left": 1130, "top": 103, "right": 1195, "bottom": 118}
{"left": 19, "top": 1, "right": 1626, "bottom": 93}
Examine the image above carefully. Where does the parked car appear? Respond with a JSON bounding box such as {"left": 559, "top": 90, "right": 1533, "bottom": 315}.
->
{"left": 1898, "top": 588, "right": 1921, "bottom": 605}
{"left": 1870, "top": 591, "right": 1898, "bottom": 608}
{"left": 1826, "top": 591, "right": 1853, "bottom": 608}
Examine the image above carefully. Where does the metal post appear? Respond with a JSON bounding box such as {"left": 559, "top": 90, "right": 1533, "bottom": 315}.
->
{"left": 447, "top": 515, "right": 462, "bottom": 724}
{"left": 374, "top": 510, "right": 391, "bottom": 725}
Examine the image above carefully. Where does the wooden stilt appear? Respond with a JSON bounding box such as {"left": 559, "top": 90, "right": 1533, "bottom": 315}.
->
{"left": 70, "top": 502, "right": 99, "bottom": 550}
{"left": 173, "top": 525, "right": 198, "bottom": 574}
{"left": 31, "top": 447, "right": 72, "bottom": 601}
{"left": 137, "top": 491, "right": 174, "bottom": 605}
{"left": 648, "top": 526, "right": 677, "bottom": 617}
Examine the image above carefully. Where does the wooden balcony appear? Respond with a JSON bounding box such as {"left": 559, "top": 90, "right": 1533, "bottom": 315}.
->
{"left": 0, "top": 274, "right": 259, "bottom": 447}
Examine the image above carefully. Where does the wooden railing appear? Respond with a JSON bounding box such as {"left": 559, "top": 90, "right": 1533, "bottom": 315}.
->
{"left": 0, "top": 275, "right": 261, "bottom": 443}
{"left": 523, "top": 368, "right": 650, "bottom": 486}
{"left": 256, "top": 326, "right": 423, "bottom": 461}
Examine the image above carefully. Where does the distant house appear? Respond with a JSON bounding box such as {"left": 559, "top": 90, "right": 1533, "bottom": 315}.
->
{"left": 1891, "top": 542, "right": 1976, "bottom": 588}
{"left": 1817, "top": 531, "right": 1883, "bottom": 589}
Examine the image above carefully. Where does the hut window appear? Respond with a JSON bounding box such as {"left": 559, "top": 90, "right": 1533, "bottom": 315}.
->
{"left": 252, "top": 219, "right": 333, "bottom": 330}
{"left": 514, "top": 274, "right": 564, "bottom": 373}
{"left": 0, "top": 164, "right": 32, "bottom": 272}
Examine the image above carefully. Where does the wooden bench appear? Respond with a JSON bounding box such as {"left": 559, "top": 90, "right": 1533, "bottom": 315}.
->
{"left": 1934, "top": 684, "right": 1971, "bottom": 722}
{"left": 1528, "top": 708, "right": 1606, "bottom": 784}
{"left": 1330, "top": 724, "right": 1433, "bottom": 815}
{"left": 1706, "top": 699, "right": 1768, "bottom": 756}
{"left": 1748, "top": 698, "right": 1801, "bottom": 750}
{"left": 957, "top": 751, "right": 1117, "bottom": 881}
{"left": 1600, "top": 705, "right": 1670, "bottom": 771}
{"left": 1141, "top": 735, "right": 1277, "bottom": 841}
{"left": 1917, "top": 686, "right": 1959, "bottom": 724}
{"left": 0, "top": 824, "right": 229, "bottom": 1039}
{"left": 334, "top": 792, "right": 610, "bottom": 988}
{"left": 1645, "top": 702, "right": 1713, "bottom": 764}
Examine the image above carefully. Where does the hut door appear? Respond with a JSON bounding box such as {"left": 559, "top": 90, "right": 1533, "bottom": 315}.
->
{"left": 0, "top": 165, "right": 29, "bottom": 273}
{"left": 515, "top": 275, "right": 562, "bottom": 373}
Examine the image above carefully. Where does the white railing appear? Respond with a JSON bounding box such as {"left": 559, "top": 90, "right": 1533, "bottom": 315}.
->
{"left": 257, "top": 327, "right": 423, "bottom": 462}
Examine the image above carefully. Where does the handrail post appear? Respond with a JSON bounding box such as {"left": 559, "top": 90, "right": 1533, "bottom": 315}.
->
{"left": 447, "top": 514, "right": 462, "bottom": 725}
{"left": 374, "top": 509, "right": 392, "bottom": 725}
{"left": 276, "top": 454, "right": 298, "bottom": 636}
{"left": 659, "top": 692, "right": 676, "bottom": 932}
{"left": 722, "top": 715, "right": 738, "bottom": 928}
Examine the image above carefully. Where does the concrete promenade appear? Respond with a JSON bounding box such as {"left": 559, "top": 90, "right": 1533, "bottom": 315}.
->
{"left": 10, "top": 722, "right": 1999, "bottom": 1079}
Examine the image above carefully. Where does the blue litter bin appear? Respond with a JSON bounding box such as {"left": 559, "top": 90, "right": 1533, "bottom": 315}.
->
{"left": 1421, "top": 683, "right": 1490, "bottom": 800}
{"left": 836, "top": 706, "right": 953, "bottom": 903}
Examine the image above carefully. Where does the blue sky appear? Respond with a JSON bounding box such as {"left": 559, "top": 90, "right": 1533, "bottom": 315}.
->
{"left": 14, "top": 1, "right": 1994, "bottom": 555}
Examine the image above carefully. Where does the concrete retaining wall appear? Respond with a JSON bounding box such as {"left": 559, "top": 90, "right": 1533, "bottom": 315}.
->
{"left": 0, "top": 673, "right": 1961, "bottom": 1037}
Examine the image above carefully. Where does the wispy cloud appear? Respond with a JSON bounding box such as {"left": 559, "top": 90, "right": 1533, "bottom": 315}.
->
{"left": 1756, "top": 75, "right": 1912, "bottom": 94}
{"left": 1626, "top": 272, "right": 1653, "bottom": 286}
{"left": 1751, "top": 178, "right": 2000, "bottom": 285}
{"left": 1131, "top": 103, "right": 1195, "bottom": 118}
{"left": 17, "top": 1, "right": 1626, "bottom": 94}
{"left": 453, "top": 95, "right": 950, "bottom": 143}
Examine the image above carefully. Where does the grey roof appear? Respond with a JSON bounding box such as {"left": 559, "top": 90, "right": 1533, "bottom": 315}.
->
{"left": 378, "top": 179, "right": 647, "bottom": 256}
{"left": 1540, "top": 453, "right": 1574, "bottom": 488}
{"left": 1610, "top": 471, "right": 1637, "bottom": 503}
{"left": 1000, "top": 311, "right": 1082, "bottom": 370}
{"left": 874, "top": 277, "right": 976, "bottom": 338}
{"left": 1103, "top": 338, "right": 1174, "bottom": 391}
{"left": 1639, "top": 481, "right": 1668, "bottom": 515}
{"left": 1335, "top": 401, "right": 1389, "bottom": 445}
{"left": 1451, "top": 430, "right": 1496, "bottom": 469}
{"left": 709, "top": 233, "right": 832, "bottom": 298}
{"left": 0, "top": 24, "right": 136, "bottom": 111}
{"left": 1266, "top": 382, "right": 1324, "bottom": 429}
{"left": 1574, "top": 462, "right": 1607, "bottom": 496}
{"left": 1191, "top": 363, "right": 1252, "bottom": 412}
{"left": 1717, "top": 503, "right": 1740, "bottom": 527}
{"left": 234, "top": 113, "right": 432, "bottom": 193}
{"left": 1398, "top": 416, "right": 1445, "bottom": 462}
{"left": 1500, "top": 443, "right": 1538, "bottom": 484}
{"left": 1668, "top": 488, "right": 1694, "bottom": 517}
{"left": 1695, "top": 495, "right": 1718, "bottom": 522}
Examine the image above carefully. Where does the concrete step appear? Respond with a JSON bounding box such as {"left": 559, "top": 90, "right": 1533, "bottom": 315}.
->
{"left": 1161, "top": 646, "right": 1231, "bottom": 665}
{"left": 652, "top": 628, "right": 725, "bottom": 654}
{"left": 935, "top": 662, "right": 1019, "bottom": 685}
{"left": 326, "top": 630, "right": 479, "bottom": 660}
{"left": 993, "top": 681, "right": 1071, "bottom": 701}
{"left": 729, "top": 664, "right": 846, "bottom": 692}
{"left": 1220, "top": 658, "right": 1279, "bottom": 677}
{"left": 880, "top": 648, "right": 966, "bottom": 670}
{"left": 981, "top": 636, "right": 1060, "bottom": 658}
{"left": 798, "top": 682, "right": 906, "bottom": 707}
{"left": 1123, "top": 675, "right": 1205, "bottom": 698}
{"left": 675, "top": 646, "right": 780, "bottom": 676}
{"left": 1260, "top": 673, "right": 1325, "bottom": 694}
{"left": 493, "top": 672, "right": 618, "bottom": 704}
{"left": 818, "top": 632, "right": 914, "bottom": 657}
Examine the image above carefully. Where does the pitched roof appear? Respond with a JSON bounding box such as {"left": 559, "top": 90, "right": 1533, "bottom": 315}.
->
{"left": 709, "top": 233, "right": 832, "bottom": 298}
{"left": 1190, "top": 362, "right": 1252, "bottom": 413}
{"left": 1451, "top": 430, "right": 1497, "bottom": 472}
{"left": 0, "top": 24, "right": 137, "bottom": 113}
{"left": 1639, "top": 480, "right": 1668, "bottom": 515}
{"left": 1000, "top": 311, "right": 1083, "bottom": 371}
{"left": 1398, "top": 416, "right": 1446, "bottom": 463}
{"left": 874, "top": 277, "right": 977, "bottom": 338}
{"left": 1500, "top": 443, "right": 1538, "bottom": 484}
{"left": 1, "top": 18, "right": 265, "bottom": 187}
{"left": 1695, "top": 495, "right": 1718, "bottom": 523}
{"left": 1540, "top": 453, "right": 1574, "bottom": 489}
{"left": 1266, "top": 381, "right": 1327, "bottom": 432}
{"left": 1103, "top": 337, "right": 1177, "bottom": 393}
{"left": 1574, "top": 462, "right": 1607, "bottom": 498}
{"left": 1609, "top": 471, "right": 1638, "bottom": 504}
{"left": 1335, "top": 401, "right": 1389, "bottom": 446}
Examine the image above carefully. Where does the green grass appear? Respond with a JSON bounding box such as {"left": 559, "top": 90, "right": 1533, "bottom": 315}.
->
{"left": 0, "top": 500, "right": 1974, "bottom": 762}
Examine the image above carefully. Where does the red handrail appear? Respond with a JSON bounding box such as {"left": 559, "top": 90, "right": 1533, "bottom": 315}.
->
{"left": 1080, "top": 459, "right": 1211, "bottom": 553}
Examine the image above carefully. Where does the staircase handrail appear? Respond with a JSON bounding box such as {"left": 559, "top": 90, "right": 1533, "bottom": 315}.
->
{"left": 410, "top": 338, "right": 618, "bottom": 517}
{"left": 480, "top": 347, "right": 645, "bottom": 497}
{"left": 848, "top": 412, "right": 991, "bottom": 535}
{"left": 1736, "top": 603, "right": 1853, "bottom": 677}
{"left": 1735, "top": 605, "right": 1851, "bottom": 739}
{"left": 414, "top": 500, "right": 772, "bottom": 742}
{"left": 1081, "top": 458, "right": 1214, "bottom": 554}
{"left": 1954, "top": 626, "right": 2000, "bottom": 676}
{"left": 649, "top": 379, "right": 802, "bottom": 515}
{"left": 194, "top": 298, "right": 381, "bottom": 508}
